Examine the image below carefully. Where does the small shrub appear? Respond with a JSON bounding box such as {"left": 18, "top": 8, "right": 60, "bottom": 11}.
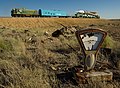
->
{"left": 0, "top": 37, "right": 13, "bottom": 51}
{"left": 102, "top": 35, "right": 115, "bottom": 49}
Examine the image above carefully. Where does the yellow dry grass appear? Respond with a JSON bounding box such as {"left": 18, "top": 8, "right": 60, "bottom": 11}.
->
{"left": 0, "top": 18, "right": 117, "bottom": 29}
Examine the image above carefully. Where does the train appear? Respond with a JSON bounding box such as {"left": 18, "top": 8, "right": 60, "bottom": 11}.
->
{"left": 11, "top": 8, "right": 100, "bottom": 18}
{"left": 11, "top": 8, "right": 68, "bottom": 17}
{"left": 75, "top": 10, "right": 100, "bottom": 18}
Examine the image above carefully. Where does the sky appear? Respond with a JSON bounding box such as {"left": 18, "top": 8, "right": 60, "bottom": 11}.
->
{"left": 0, "top": 0, "right": 120, "bottom": 19}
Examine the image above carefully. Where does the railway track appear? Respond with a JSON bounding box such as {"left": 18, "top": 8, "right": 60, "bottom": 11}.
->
{"left": 0, "top": 16, "right": 13, "bottom": 18}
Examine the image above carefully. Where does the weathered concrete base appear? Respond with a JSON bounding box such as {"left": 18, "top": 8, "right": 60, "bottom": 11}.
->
{"left": 75, "top": 70, "right": 113, "bottom": 83}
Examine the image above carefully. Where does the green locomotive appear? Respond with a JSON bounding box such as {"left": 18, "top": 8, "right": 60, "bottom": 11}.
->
{"left": 11, "top": 8, "right": 39, "bottom": 17}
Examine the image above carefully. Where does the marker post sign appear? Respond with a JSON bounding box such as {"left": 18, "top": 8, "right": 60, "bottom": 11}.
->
{"left": 75, "top": 28, "right": 107, "bottom": 71}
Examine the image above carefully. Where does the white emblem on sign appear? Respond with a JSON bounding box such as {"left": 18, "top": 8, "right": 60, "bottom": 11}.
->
{"left": 80, "top": 32, "right": 103, "bottom": 50}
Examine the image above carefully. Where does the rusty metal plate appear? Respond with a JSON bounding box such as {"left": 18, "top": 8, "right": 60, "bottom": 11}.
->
{"left": 75, "top": 70, "right": 113, "bottom": 84}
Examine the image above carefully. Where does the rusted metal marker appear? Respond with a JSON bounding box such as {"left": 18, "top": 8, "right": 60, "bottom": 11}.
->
{"left": 75, "top": 28, "right": 112, "bottom": 83}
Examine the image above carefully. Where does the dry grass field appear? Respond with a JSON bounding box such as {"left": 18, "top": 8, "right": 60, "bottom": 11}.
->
{"left": 0, "top": 18, "right": 120, "bottom": 88}
{"left": 0, "top": 18, "right": 119, "bottom": 29}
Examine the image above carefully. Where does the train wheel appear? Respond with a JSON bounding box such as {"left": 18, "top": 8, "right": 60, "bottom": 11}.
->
{"left": 14, "top": 15, "right": 17, "bottom": 17}
{"left": 17, "top": 15, "right": 20, "bottom": 17}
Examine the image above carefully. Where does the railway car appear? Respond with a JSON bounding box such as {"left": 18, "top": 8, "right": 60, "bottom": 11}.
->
{"left": 75, "top": 10, "right": 100, "bottom": 18}
{"left": 11, "top": 8, "right": 39, "bottom": 17}
{"left": 39, "top": 9, "right": 67, "bottom": 17}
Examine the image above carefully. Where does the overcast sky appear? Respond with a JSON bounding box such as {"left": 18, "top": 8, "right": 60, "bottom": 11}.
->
{"left": 0, "top": 0, "right": 120, "bottom": 19}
